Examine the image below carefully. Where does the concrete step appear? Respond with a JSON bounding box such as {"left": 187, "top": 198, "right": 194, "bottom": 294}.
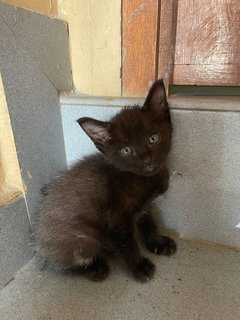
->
{"left": 1, "top": 240, "right": 239, "bottom": 320}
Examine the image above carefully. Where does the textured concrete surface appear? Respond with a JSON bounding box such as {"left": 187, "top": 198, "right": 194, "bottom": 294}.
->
{"left": 0, "top": 2, "right": 72, "bottom": 91}
{"left": 60, "top": 97, "right": 240, "bottom": 248}
{"left": 0, "top": 197, "right": 32, "bottom": 287}
{"left": 158, "top": 109, "right": 240, "bottom": 248}
{"left": 0, "top": 241, "right": 239, "bottom": 320}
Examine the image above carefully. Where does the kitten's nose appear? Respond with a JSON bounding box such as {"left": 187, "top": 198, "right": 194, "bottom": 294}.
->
{"left": 143, "top": 157, "right": 152, "bottom": 166}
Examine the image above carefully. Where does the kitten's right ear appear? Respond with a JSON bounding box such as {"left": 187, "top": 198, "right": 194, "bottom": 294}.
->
{"left": 143, "top": 79, "right": 170, "bottom": 122}
{"left": 77, "top": 117, "right": 111, "bottom": 152}
{"left": 143, "top": 79, "right": 168, "bottom": 112}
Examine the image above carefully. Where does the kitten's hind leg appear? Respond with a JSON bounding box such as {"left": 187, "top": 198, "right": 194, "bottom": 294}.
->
{"left": 64, "top": 232, "right": 110, "bottom": 281}
{"left": 67, "top": 257, "right": 109, "bottom": 281}
{"left": 137, "top": 210, "right": 177, "bottom": 256}
{"left": 85, "top": 257, "right": 110, "bottom": 281}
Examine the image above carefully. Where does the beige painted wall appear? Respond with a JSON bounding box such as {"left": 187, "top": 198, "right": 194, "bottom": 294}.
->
{"left": 59, "top": 0, "right": 121, "bottom": 96}
{"left": 0, "top": 74, "right": 23, "bottom": 204}
{"left": 2, "top": 0, "right": 58, "bottom": 15}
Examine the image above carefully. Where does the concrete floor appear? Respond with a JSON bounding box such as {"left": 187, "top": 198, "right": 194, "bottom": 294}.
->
{"left": 0, "top": 240, "right": 240, "bottom": 320}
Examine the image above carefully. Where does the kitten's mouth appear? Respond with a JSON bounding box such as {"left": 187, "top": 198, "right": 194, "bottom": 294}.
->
{"left": 133, "top": 164, "right": 160, "bottom": 176}
{"left": 145, "top": 164, "right": 155, "bottom": 173}
{"left": 143, "top": 164, "right": 159, "bottom": 175}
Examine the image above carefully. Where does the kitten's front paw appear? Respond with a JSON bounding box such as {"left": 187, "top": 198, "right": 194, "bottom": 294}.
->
{"left": 132, "top": 257, "right": 155, "bottom": 282}
{"left": 148, "top": 236, "right": 177, "bottom": 256}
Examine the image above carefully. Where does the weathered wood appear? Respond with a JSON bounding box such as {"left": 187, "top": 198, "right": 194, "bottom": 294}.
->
{"left": 122, "top": 0, "right": 159, "bottom": 97}
{"left": 173, "top": 64, "right": 240, "bottom": 86}
{"left": 173, "top": 0, "right": 240, "bottom": 86}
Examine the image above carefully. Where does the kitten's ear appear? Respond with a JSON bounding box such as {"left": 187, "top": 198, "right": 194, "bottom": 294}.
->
{"left": 143, "top": 79, "right": 168, "bottom": 112}
{"left": 77, "top": 117, "right": 111, "bottom": 152}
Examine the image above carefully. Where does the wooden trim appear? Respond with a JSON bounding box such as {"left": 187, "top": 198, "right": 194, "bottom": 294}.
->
{"left": 158, "top": 0, "right": 178, "bottom": 95}
{"left": 173, "top": 64, "right": 240, "bottom": 86}
{"left": 122, "top": 0, "right": 159, "bottom": 97}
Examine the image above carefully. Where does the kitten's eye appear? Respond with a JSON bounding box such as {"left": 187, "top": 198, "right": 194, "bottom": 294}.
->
{"left": 120, "top": 146, "right": 132, "bottom": 157}
{"left": 149, "top": 133, "right": 160, "bottom": 144}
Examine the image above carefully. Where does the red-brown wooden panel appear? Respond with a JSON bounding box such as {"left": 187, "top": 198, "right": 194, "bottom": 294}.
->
{"left": 173, "top": 0, "right": 240, "bottom": 86}
{"left": 122, "top": 0, "right": 159, "bottom": 97}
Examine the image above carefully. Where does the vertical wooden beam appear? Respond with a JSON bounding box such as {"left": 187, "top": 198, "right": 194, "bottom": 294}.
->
{"left": 122, "top": 0, "right": 159, "bottom": 97}
{"left": 158, "top": 0, "right": 178, "bottom": 95}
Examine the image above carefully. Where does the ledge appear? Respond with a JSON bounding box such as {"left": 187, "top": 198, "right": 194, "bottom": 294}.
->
{"left": 60, "top": 93, "right": 240, "bottom": 112}
{"left": 169, "top": 95, "right": 240, "bottom": 112}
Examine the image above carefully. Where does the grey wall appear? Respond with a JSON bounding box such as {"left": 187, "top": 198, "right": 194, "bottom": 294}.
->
{"left": 0, "top": 3, "right": 71, "bottom": 286}
{"left": 0, "top": 198, "right": 32, "bottom": 287}
{"left": 0, "top": 3, "right": 72, "bottom": 92}
{"left": 60, "top": 96, "right": 240, "bottom": 249}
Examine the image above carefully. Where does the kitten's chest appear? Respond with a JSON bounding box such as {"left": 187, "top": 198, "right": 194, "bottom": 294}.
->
{"left": 110, "top": 170, "right": 168, "bottom": 215}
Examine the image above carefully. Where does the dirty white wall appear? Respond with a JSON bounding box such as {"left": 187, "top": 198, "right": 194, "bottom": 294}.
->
{"left": 60, "top": 96, "right": 240, "bottom": 249}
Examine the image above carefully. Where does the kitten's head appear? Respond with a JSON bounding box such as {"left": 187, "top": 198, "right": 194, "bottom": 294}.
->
{"left": 77, "top": 79, "right": 172, "bottom": 176}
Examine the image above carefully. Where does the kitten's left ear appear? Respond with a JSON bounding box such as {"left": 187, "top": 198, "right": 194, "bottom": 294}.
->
{"left": 77, "top": 117, "right": 111, "bottom": 152}
{"left": 143, "top": 79, "right": 168, "bottom": 113}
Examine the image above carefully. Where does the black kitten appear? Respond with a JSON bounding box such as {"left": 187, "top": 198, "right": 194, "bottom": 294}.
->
{"left": 34, "top": 79, "right": 176, "bottom": 282}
